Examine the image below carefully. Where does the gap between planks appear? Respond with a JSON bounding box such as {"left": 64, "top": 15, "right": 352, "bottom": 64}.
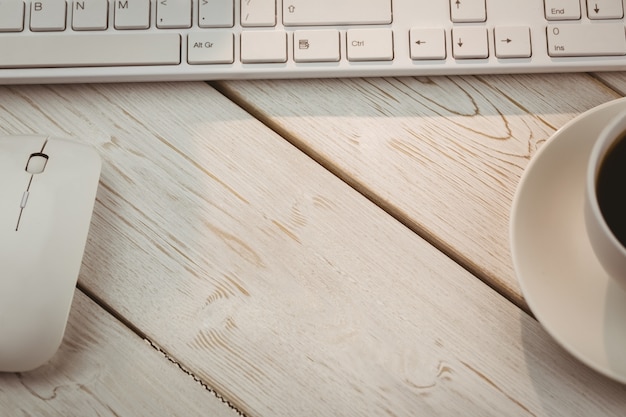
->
{"left": 210, "top": 79, "right": 534, "bottom": 318}
{"left": 76, "top": 283, "right": 248, "bottom": 417}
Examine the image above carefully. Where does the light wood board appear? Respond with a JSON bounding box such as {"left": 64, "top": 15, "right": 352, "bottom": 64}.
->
{"left": 214, "top": 74, "right": 622, "bottom": 308}
{"left": 1, "top": 81, "right": 625, "bottom": 416}
{"left": 0, "top": 291, "right": 238, "bottom": 416}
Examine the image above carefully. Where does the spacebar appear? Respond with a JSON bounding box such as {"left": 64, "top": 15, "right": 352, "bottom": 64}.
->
{"left": 0, "top": 33, "right": 181, "bottom": 68}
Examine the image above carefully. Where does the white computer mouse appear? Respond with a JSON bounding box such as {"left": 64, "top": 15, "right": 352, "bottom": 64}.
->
{"left": 0, "top": 135, "right": 101, "bottom": 372}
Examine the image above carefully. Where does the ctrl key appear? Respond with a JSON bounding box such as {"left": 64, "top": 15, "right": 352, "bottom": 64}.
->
{"left": 347, "top": 29, "right": 394, "bottom": 62}
{"left": 187, "top": 32, "right": 234, "bottom": 64}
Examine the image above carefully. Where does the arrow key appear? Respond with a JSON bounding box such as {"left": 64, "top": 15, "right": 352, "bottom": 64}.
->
{"left": 410, "top": 28, "right": 446, "bottom": 60}
{"left": 450, "top": 0, "right": 486, "bottom": 23}
{"left": 587, "top": 0, "right": 623, "bottom": 19}
{"left": 452, "top": 27, "right": 488, "bottom": 59}
{"left": 494, "top": 26, "right": 531, "bottom": 59}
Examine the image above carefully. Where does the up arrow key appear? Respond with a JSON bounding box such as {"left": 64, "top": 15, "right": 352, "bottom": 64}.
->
{"left": 450, "top": 0, "right": 486, "bottom": 23}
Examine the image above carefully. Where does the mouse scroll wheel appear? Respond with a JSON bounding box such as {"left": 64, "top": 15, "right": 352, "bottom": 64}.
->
{"left": 25, "top": 152, "right": 49, "bottom": 174}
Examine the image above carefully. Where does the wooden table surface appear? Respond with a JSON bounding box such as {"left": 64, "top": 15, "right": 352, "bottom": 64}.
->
{"left": 2, "top": 73, "right": 626, "bottom": 416}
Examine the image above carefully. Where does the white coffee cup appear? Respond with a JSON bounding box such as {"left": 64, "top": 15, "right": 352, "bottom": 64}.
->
{"left": 585, "top": 109, "right": 626, "bottom": 291}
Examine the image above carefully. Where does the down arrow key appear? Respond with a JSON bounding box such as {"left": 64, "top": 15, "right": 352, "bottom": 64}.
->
{"left": 588, "top": 1, "right": 624, "bottom": 19}
{"left": 451, "top": 27, "right": 488, "bottom": 59}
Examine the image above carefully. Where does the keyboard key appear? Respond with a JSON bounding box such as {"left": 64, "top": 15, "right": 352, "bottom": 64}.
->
{"left": 241, "top": 0, "right": 275, "bottom": 27}
{"left": 450, "top": 0, "right": 486, "bottom": 23}
{"left": 30, "top": 0, "right": 67, "bottom": 31}
{"left": 241, "top": 31, "right": 286, "bottom": 63}
{"left": 347, "top": 29, "right": 393, "bottom": 62}
{"left": 494, "top": 26, "right": 531, "bottom": 58}
{"left": 587, "top": 0, "right": 623, "bottom": 19}
{"left": 157, "top": 0, "right": 192, "bottom": 28}
{"left": 547, "top": 23, "right": 626, "bottom": 56}
{"left": 410, "top": 28, "right": 446, "bottom": 60}
{"left": 293, "top": 30, "right": 340, "bottom": 62}
{"left": 72, "top": 0, "right": 109, "bottom": 30}
{"left": 198, "top": 0, "right": 234, "bottom": 27}
{"left": 452, "top": 27, "right": 489, "bottom": 59}
{"left": 0, "top": 33, "right": 181, "bottom": 67}
{"left": 188, "top": 32, "right": 234, "bottom": 64}
{"left": 0, "top": 0, "right": 24, "bottom": 32}
{"left": 5, "top": 0, "right": 626, "bottom": 83}
{"left": 114, "top": 0, "right": 150, "bottom": 29}
{"left": 544, "top": 0, "right": 581, "bottom": 20}
{"left": 283, "top": 0, "right": 391, "bottom": 26}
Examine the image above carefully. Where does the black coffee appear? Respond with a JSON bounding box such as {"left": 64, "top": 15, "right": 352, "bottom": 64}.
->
{"left": 596, "top": 134, "right": 626, "bottom": 247}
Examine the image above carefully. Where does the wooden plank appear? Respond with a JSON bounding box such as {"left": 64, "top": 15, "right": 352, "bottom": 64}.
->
{"left": 213, "top": 74, "right": 622, "bottom": 308}
{"left": 0, "top": 291, "right": 238, "bottom": 416}
{"left": 1, "top": 82, "right": 626, "bottom": 416}
{"left": 594, "top": 72, "right": 626, "bottom": 95}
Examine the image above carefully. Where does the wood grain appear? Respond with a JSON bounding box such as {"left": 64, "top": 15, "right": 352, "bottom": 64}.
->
{"left": 214, "top": 74, "right": 623, "bottom": 308}
{"left": 0, "top": 291, "right": 238, "bottom": 417}
{"left": 1, "top": 82, "right": 626, "bottom": 416}
{"left": 594, "top": 72, "right": 626, "bottom": 96}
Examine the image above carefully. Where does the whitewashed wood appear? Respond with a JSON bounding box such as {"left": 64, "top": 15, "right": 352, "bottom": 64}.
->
{"left": 214, "top": 74, "right": 623, "bottom": 308}
{"left": 0, "top": 291, "right": 238, "bottom": 416}
{"left": 594, "top": 72, "right": 626, "bottom": 96}
{"left": 1, "top": 82, "right": 626, "bottom": 416}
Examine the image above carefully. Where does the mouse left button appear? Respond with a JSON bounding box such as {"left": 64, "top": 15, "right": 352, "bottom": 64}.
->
{"left": 25, "top": 153, "right": 49, "bottom": 174}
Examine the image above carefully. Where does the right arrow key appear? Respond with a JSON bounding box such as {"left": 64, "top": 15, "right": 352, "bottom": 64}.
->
{"left": 494, "top": 26, "right": 531, "bottom": 59}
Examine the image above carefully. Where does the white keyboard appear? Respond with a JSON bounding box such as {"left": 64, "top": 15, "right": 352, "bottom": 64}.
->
{"left": 1, "top": 0, "right": 626, "bottom": 84}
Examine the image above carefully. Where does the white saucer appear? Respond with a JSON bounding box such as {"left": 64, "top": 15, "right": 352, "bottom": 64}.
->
{"left": 511, "top": 97, "right": 626, "bottom": 383}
